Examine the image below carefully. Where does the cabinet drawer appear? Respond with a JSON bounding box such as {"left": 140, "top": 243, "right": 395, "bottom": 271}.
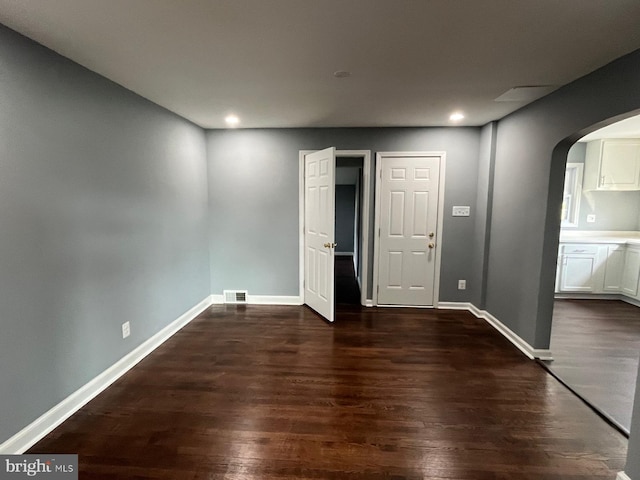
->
{"left": 560, "top": 244, "right": 599, "bottom": 255}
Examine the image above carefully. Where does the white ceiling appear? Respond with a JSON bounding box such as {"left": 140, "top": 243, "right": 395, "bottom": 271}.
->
{"left": 580, "top": 114, "right": 640, "bottom": 142}
{"left": 1, "top": 0, "right": 639, "bottom": 129}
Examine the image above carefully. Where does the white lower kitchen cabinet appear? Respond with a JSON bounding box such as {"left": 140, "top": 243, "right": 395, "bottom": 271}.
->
{"left": 602, "top": 244, "right": 625, "bottom": 292}
{"left": 622, "top": 246, "right": 640, "bottom": 298}
{"left": 556, "top": 237, "right": 640, "bottom": 302}
{"left": 557, "top": 244, "right": 600, "bottom": 293}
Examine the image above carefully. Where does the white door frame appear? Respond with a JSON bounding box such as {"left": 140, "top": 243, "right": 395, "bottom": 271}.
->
{"left": 299, "top": 150, "right": 372, "bottom": 306}
{"left": 372, "top": 151, "right": 446, "bottom": 307}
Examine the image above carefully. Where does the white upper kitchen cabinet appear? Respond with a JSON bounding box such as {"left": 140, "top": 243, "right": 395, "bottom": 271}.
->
{"left": 583, "top": 139, "right": 640, "bottom": 191}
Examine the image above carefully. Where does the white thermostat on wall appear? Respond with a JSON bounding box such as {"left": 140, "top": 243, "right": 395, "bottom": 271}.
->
{"left": 452, "top": 206, "right": 471, "bottom": 217}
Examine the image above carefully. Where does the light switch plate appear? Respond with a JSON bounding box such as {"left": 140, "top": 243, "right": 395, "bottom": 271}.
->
{"left": 586, "top": 214, "right": 596, "bottom": 223}
{"left": 452, "top": 206, "right": 470, "bottom": 217}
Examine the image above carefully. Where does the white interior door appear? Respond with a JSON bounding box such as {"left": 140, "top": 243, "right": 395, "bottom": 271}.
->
{"left": 304, "top": 147, "right": 336, "bottom": 322}
{"left": 376, "top": 155, "right": 441, "bottom": 306}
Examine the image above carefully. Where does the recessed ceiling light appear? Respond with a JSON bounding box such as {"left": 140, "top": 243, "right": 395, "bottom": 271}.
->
{"left": 333, "top": 70, "right": 351, "bottom": 78}
{"left": 449, "top": 112, "right": 465, "bottom": 122}
{"left": 225, "top": 114, "right": 240, "bottom": 127}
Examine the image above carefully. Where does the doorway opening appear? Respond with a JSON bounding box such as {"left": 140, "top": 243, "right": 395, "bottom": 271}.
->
{"left": 299, "top": 149, "right": 372, "bottom": 322}
{"left": 545, "top": 113, "right": 640, "bottom": 436}
{"left": 335, "top": 157, "right": 364, "bottom": 306}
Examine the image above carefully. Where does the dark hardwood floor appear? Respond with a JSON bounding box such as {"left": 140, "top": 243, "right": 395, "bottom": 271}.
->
{"left": 545, "top": 299, "right": 640, "bottom": 434}
{"left": 29, "top": 305, "right": 627, "bottom": 479}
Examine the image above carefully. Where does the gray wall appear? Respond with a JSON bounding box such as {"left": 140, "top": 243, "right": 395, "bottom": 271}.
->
{"left": 0, "top": 25, "right": 209, "bottom": 445}
{"left": 206, "top": 128, "right": 481, "bottom": 301}
{"left": 471, "top": 122, "right": 497, "bottom": 308}
{"left": 567, "top": 141, "right": 587, "bottom": 164}
{"left": 563, "top": 141, "right": 640, "bottom": 231}
{"left": 335, "top": 185, "right": 356, "bottom": 253}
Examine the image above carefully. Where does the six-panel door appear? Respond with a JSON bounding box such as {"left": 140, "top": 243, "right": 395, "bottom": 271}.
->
{"left": 377, "top": 156, "right": 441, "bottom": 306}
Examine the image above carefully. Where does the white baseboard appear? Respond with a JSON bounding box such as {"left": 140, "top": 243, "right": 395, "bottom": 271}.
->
{"left": 210, "top": 294, "right": 303, "bottom": 305}
{"left": 438, "top": 302, "right": 553, "bottom": 361}
{"left": 210, "top": 294, "right": 376, "bottom": 308}
{"left": 438, "top": 301, "right": 474, "bottom": 311}
{"left": 556, "top": 292, "right": 640, "bottom": 308}
{"left": 623, "top": 296, "right": 640, "bottom": 308}
{"left": 555, "top": 293, "right": 617, "bottom": 300}
{"left": 379, "top": 305, "right": 435, "bottom": 309}
{"left": 617, "top": 472, "right": 631, "bottom": 480}
{"left": 482, "top": 310, "right": 553, "bottom": 360}
{"left": 0, "top": 295, "right": 212, "bottom": 455}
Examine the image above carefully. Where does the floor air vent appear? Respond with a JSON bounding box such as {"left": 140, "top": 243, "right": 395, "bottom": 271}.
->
{"left": 223, "top": 290, "right": 248, "bottom": 304}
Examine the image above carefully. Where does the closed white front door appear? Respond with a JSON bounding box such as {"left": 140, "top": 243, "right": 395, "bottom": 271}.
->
{"left": 376, "top": 155, "right": 441, "bottom": 306}
{"left": 304, "top": 147, "right": 336, "bottom": 322}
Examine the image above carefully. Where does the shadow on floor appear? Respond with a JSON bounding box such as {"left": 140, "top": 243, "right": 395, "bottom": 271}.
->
{"left": 334, "top": 255, "right": 361, "bottom": 306}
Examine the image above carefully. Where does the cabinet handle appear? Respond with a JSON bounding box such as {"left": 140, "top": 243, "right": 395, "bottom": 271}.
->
{"left": 574, "top": 249, "right": 586, "bottom": 253}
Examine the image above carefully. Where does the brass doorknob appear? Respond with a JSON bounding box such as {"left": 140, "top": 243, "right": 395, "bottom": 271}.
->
{"left": 428, "top": 242, "right": 435, "bottom": 249}
{"left": 429, "top": 232, "right": 435, "bottom": 238}
{"left": 324, "top": 242, "right": 331, "bottom": 248}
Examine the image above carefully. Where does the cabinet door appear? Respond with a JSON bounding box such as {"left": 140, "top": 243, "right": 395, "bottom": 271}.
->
{"left": 558, "top": 254, "right": 597, "bottom": 292}
{"left": 602, "top": 245, "right": 625, "bottom": 292}
{"left": 599, "top": 140, "right": 640, "bottom": 190}
{"left": 622, "top": 248, "right": 640, "bottom": 297}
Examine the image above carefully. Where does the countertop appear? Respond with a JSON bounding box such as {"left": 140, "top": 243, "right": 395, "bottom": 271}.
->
{"left": 559, "top": 230, "right": 640, "bottom": 246}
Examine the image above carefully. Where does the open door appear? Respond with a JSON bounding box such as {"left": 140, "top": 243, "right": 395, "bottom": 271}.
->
{"left": 304, "top": 147, "right": 336, "bottom": 322}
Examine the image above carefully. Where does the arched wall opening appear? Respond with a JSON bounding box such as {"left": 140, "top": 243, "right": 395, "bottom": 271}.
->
{"left": 537, "top": 108, "right": 640, "bottom": 350}
{"left": 536, "top": 110, "right": 640, "bottom": 434}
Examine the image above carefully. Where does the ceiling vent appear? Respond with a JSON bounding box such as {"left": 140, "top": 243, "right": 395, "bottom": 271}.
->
{"left": 494, "top": 85, "right": 556, "bottom": 102}
{"left": 223, "top": 290, "right": 248, "bottom": 304}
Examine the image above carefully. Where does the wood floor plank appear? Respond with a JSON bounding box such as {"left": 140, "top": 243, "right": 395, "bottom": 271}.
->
{"left": 29, "top": 305, "right": 627, "bottom": 479}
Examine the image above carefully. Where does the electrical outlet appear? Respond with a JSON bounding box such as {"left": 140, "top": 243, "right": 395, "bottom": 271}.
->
{"left": 458, "top": 280, "right": 466, "bottom": 290}
{"left": 122, "top": 321, "right": 130, "bottom": 339}
{"left": 586, "top": 214, "right": 596, "bottom": 223}
{"left": 452, "top": 206, "right": 471, "bottom": 217}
